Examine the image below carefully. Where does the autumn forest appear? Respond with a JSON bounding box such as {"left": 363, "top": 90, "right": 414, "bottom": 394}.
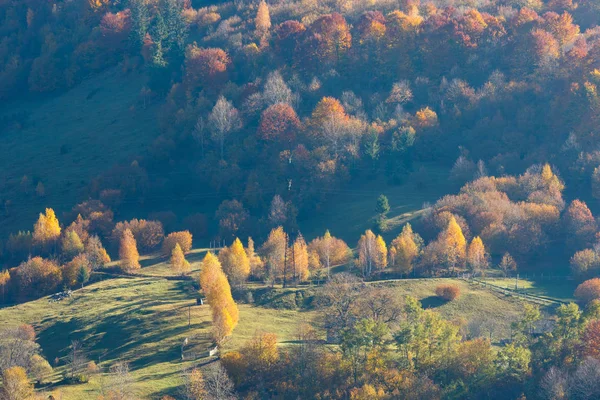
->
{"left": 3, "top": 0, "right": 600, "bottom": 398}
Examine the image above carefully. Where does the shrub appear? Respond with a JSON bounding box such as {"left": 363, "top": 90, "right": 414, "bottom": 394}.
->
{"left": 575, "top": 278, "right": 600, "bottom": 304}
{"left": 162, "top": 231, "right": 193, "bottom": 255}
{"left": 435, "top": 283, "right": 461, "bottom": 301}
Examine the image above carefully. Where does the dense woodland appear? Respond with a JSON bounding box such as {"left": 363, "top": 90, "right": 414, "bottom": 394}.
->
{"left": 4, "top": 0, "right": 600, "bottom": 398}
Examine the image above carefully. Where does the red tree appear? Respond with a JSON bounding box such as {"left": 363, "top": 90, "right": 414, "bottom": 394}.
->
{"left": 258, "top": 103, "right": 301, "bottom": 143}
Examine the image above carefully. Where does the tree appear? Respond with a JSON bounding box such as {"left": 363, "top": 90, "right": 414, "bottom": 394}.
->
{"left": 170, "top": 243, "right": 191, "bottom": 276}
{"left": 255, "top": 0, "right": 271, "bottom": 35}
{"left": 33, "top": 208, "right": 61, "bottom": 246}
{"left": 219, "top": 238, "right": 250, "bottom": 286}
{"left": 162, "top": 0, "right": 188, "bottom": 52}
{"left": 375, "top": 194, "right": 390, "bottom": 229}
{"left": 575, "top": 278, "right": 600, "bottom": 304}
{"left": 320, "top": 273, "right": 364, "bottom": 333}
{"left": 440, "top": 216, "right": 467, "bottom": 273}
{"left": 495, "top": 344, "right": 531, "bottom": 381}
{"left": 204, "top": 363, "right": 236, "bottom": 399}
{"left": 260, "top": 227, "right": 287, "bottom": 283}
{"left": 184, "top": 45, "right": 230, "bottom": 92}
{"left": 0, "top": 366, "right": 33, "bottom": 400}
{"left": 209, "top": 96, "right": 241, "bottom": 159}
{"left": 571, "top": 249, "right": 600, "bottom": 277}
{"left": 14, "top": 257, "right": 62, "bottom": 300}
{"left": 130, "top": 0, "right": 150, "bottom": 46}
{"left": 62, "top": 254, "right": 90, "bottom": 288}
{"left": 467, "top": 236, "right": 488, "bottom": 275}
{"left": 308, "top": 230, "right": 352, "bottom": 278}
{"left": 303, "top": 13, "right": 352, "bottom": 67}
{"left": 162, "top": 231, "right": 193, "bottom": 255}
{"left": 499, "top": 252, "right": 517, "bottom": 276}
{"left": 340, "top": 318, "right": 389, "bottom": 384}
{"left": 357, "top": 230, "right": 387, "bottom": 276}
{"left": 183, "top": 367, "right": 207, "bottom": 400}
{"left": 112, "top": 219, "right": 164, "bottom": 253}
{"left": 77, "top": 264, "right": 90, "bottom": 289}
{"left": 216, "top": 200, "right": 248, "bottom": 239}
{"left": 0, "top": 270, "right": 9, "bottom": 303}
{"left": 85, "top": 235, "right": 111, "bottom": 270}
{"left": 61, "top": 230, "right": 85, "bottom": 259}
{"left": 291, "top": 234, "right": 309, "bottom": 282}
{"left": 258, "top": 103, "right": 301, "bottom": 143}
{"left": 119, "top": 229, "right": 140, "bottom": 273}
{"left": 389, "top": 223, "right": 422, "bottom": 274}
{"left": 30, "top": 354, "right": 52, "bottom": 384}
{"left": 375, "top": 194, "right": 390, "bottom": 216}
{"left": 563, "top": 200, "right": 597, "bottom": 250}
{"left": 199, "top": 252, "right": 239, "bottom": 342}
{"left": 582, "top": 319, "right": 600, "bottom": 358}
{"left": 246, "top": 237, "right": 264, "bottom": 278}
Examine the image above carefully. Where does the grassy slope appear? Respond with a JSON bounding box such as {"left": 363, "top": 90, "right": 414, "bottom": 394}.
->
{"left": 478, "top": 277, "right": 578, "bottom": 302}
{"left": 0, "top": 261, "right": 529, "bottom": 399}
{"left": 298, "top": 164, "right": 454, "bottom": 244}
{"left": 0, "top": 67, "right": 160, "bottom": 238}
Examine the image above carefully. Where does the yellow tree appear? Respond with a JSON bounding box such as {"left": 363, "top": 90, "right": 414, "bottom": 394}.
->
{"left": 292, "top": 234, "right": 309, "bottom": 282}
{"left": 219, "top": 238, "right": 250, "bottom": 286}
{"left": 389, "top": 223, "right": 422, "bottom": 275}
{"left": 33, "top": 208, "right": 61, "bottom": 246}
{"left": 255, "top": 0, "right": 271, "bottom": 35}
{"left": 119, "top": 229, "right": 140, "bottom": 273}
{"left": 261, "top": 226, "right": 287, "bottom": 283}
{"left": 199, "top": 252, "right": 239, "bottom": 342}
{"left": 440, "top": 216, "right": 466, "bottom": 273}
{"left": 1, "top": 366, "right": 33, "bottom": 400}
{"left": 467, "top": 236, "right": 488, "bottom": 276}
{"left": 246, "top": 237, "right": 264, "bottom": 278}
{"left": 358, "top": 230, "right": 387, "bottom": 276}
{"left": 171, "top": 243, "right": 191, "bottom": 276}
{"left": 0, "top": 270, "right": 9, "bottom": 303}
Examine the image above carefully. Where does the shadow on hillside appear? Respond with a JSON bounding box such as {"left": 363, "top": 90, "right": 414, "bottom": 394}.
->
{"left": 420, "top": 296, "right": 445, "bottom": 309}
{"left": 38, "top": 318, "right": 82, "bottom": 361}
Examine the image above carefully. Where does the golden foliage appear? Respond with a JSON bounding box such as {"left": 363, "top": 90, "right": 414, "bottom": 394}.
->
{"left": 199, "top": 252, "right": 239, "bottom": 341}
{"left": 33, "top": 208, "right": 61, "bottom": 245}
{"left": 162, "top": 231, "right": 193, "bottom": 255}
{"left": 358, "top": 229, "right": 387, "bottom": 276}
{"left": 170, "top": 243, "right": 191, "bottom": 275}
{"left": 389, "top": 223, "right": 421, "bottom": 274}
{"left": 219, "top": 238, "right": 250, "bottom": 285}
{"left": 467, "top": 236, "right": 488, "bottom": 274}
{"left": 119, "top": 229, "right": 140, "bottom": 272}
{"left": 255, "top": 0, "right": 271, "bottom": 33}
{"left": 1, "top": 366, "right": 33, "bottom": 400}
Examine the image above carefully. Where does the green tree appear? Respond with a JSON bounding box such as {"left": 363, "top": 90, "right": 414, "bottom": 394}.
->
{"left": 375, "top": 194, "right": 390, "bottom": 216}
{"left": 495, "top": 344, "right": 531, "bottom": 381}
{"left": 130, "top": 0, "right": 150, "bottom": 46}
{"left": 163, "top": 0, "right": 188, "bottom": 52}
{"left": 77, "top": 265, "right": 90, "bottom": 289}
{"left": 340, "top": 318, "right": 389, "bottom": 384}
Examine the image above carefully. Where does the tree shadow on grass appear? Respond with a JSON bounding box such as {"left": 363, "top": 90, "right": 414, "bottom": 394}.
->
{"left": 37, "top": 318, "right": 82, "bottom": 361}
{"left": 420, "top": 296, "right": 445, "bottom": 309}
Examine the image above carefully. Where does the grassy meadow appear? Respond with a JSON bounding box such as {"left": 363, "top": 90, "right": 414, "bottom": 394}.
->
{"left": 0, "top": 248, "right": 536, "bottom": 399}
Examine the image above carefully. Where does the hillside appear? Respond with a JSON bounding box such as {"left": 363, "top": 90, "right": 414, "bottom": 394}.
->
{"left": 0, "top": 67, "right": 160, "bottom": 238}
{"left": 0, "top": 255, "right": 530, "bottom": 399}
